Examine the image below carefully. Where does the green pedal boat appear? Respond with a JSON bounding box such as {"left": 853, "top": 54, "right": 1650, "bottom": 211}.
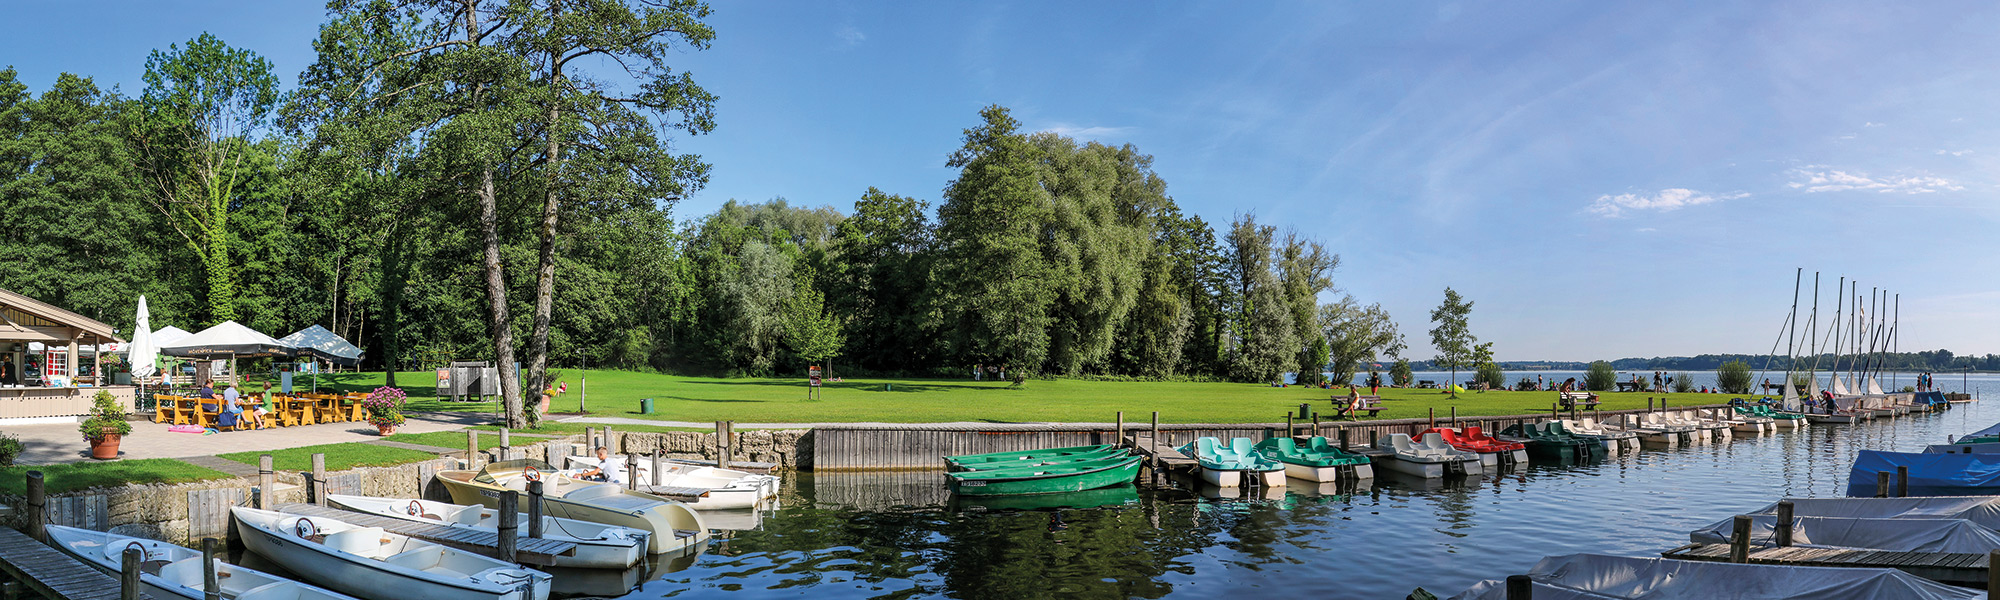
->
{"left": 1254, "top": 437, "right": 1373, "bottom": 482}
{"left": 944, "top": 444, "right": 1121, "bottom": 471}
{"left": 946, "top": 455, "right": 1143, "bottom": 496}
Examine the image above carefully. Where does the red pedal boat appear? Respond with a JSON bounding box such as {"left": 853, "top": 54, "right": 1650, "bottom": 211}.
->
{"left": 1420, "top": 427, "right": 1528, "bottom": 468}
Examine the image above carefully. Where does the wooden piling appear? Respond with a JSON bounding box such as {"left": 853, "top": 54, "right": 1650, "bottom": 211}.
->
{"left": 527, "top": 481, "right": 545, "bottom": 539}
{"left": 24, "top": 470, "right": 44, "bottom": 542}
{"left": 119, "top": 546, "right": 141, "bottom": 600}
{"left": 1877, "top": 471, "right": 1892, "bottom": 498}
{"left": 724, "top": 421, "right": 736, "bottom": 468}
{"left": 583, "top": 427, "right": 594, "bottom": 451}
{"left": 1988, "top": 549, "right": 2000, "bottom": 596}
{"left": 1729, "top": 515, "right": 1751, "bottom": 563}
{"left": 1451, "top": 406, "right": 1457, "bottom": 426}
{"left": 1428, "top": 407, "right": 1435, "bottom": 429}
{"left": 258, "top": 455, "right": 275, "bottom": 510}
{"left": 714, "top": 420, "right": 725, "bottom": 463}
{"left": 1775, "top": 500, "right": 1794, "bottom": 547}
{"left": 603, "top": 426, "right": 615, "bottom": 453}
{"left": 202, "top": 537, "right": 220, "bottom": 600}
{"left": 1505, "top": 574, "right": 1532, "bottom": 600}
{"left": 499, "top": 428, "right": 511, "bottom": 461}
{"left": 1152, "top": 411, "right": 1161, "bottom": 446}
{"left": 311, "top": 453, "right": 327, "bottom": 505}
{"left": 651, "top": 451, "right": 664, "bottom": 486}
{"left": 496, "top": 491, "right": 518, "bottom": 562}
{"left": 467, "top": 430, "right": 480, "bottom": 468}
{"left": 1648, "top": 398, "right": 1654, "bottom": 412}
{"left": 1897, "top": 465, "right": 1910, "bottom": 498}
{"left": 1338, "top": 427, "right": 1350, "bottom": 450}
{"left": 1115, "top": 412, "right": 1124, "bottom": 443}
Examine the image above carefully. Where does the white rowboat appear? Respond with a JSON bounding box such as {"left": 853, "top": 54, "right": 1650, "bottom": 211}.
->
{"left": 322, "top": 494, "right": 647, "bottom": 569}
{"left": 232, "top": 506, "right": 552, "bottom": 600}
{"left": 47, "top": 525, "right": 361, "bottom": 600}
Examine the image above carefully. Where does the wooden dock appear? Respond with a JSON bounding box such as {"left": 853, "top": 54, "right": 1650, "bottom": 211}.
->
{"left": 1124, "top": 434, "right": 1198, "bottom": 473}
{"left": 1662, "top": 542, "right": 1988, "bottom": 586}
{"left": 0, "top": 527, "right": 155, "bottom": 600}
{"left": 277, "top": 504, "right": 577, "bottom": 566}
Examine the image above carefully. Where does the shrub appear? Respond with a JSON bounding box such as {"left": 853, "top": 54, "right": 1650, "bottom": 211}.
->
{"left": 1671, "top": 373, "right": 1695, "bottom": 393}
{"left": 1900, "top": 385, "right": 1917, "bottom": 393}
{"left": 1716, "top": 360, "right": 1752, "bottom": 394}
{"left": 1475, "top": 362, "right": 1505, "bottom": 390}
{"left": 1791, "top": 374, "right": 1812, "bottom": 393}
{"left": 0, "top": 432, "right": 21, "bottom": 467}
{"left": 1584, "top": 361, "right": 1616, "bottom": 391}
{"left": 80, "top": 390, "right": 132, "bottom": 442}
{"left": 1391, "top": 358, "right": 1413, "bottom": 387}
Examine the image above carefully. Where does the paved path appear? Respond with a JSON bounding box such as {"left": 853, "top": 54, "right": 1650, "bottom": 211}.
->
{"left": 7, "top": 412, "right": 489, "bottom": 466}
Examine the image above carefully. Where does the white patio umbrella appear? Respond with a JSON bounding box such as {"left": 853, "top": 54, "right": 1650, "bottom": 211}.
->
{"left": 129, "top": 296, "right": 157, "bottom": 378}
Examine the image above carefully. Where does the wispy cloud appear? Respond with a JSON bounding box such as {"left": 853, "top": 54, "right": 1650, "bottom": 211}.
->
{"left": 1044, "top": 124, "right": 1135, "bottom": 139}
{"left": 1588, "top": 188, "right": 1747, "bottom": 217}
{"left": 1786, "top": 168, "right": 1962, "bottom": 194}
{"left": 1864, "top": 122, "right": 1885, "bottom": 128}
{"left": 1936, "top": 149, "right": 1974, "bottom": 157}
{"left": 835, "top": 24, "right": 866, "bottom": 47}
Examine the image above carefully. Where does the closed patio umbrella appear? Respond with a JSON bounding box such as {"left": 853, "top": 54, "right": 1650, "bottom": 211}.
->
{"left": 129, "top": 296, "right": 157, "bottom": 378}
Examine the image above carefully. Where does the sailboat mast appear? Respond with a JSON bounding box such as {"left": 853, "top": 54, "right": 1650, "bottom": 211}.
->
{"left": 1891, "top": 293, "right": 1900, "bottom": 389}
{"left": 1769, "top": 268, "right": 1803, "bottom": 392}
{"left": 1825, "top": 278, "right": 1844, "bottom": 383}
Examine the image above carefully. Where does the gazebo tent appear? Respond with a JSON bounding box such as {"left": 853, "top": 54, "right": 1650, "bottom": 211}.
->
{"left": 278, "top": 325, "right": 363, "bottom": 366}
{"left": 156, "top": 321, "right": 294, "bottom": 358}
{"left": 151, "top": 326, "right": 193, "bottom": 348}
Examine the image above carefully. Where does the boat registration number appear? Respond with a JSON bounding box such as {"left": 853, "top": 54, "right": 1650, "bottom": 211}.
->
{"left": 961, "top": 481, "right": 986, "bottom": 487}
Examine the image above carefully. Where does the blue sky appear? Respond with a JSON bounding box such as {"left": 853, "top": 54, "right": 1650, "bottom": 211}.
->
{"left": 4, "top": 1, "right": 1996, "bottom": 361}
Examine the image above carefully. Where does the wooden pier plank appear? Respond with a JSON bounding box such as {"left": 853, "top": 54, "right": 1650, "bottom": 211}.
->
{"left": 277, "top": 503, "right": 577, "bottom": 565}
{"left": 0, "top": 526, "right": 157, "bottom": 600}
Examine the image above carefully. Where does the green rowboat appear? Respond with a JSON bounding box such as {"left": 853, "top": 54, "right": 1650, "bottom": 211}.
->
{"left": 946, "top": 456, "right": 1143, "bottom": 496}
{"left": 956, "top": 449, "right": 1132, "bottom": 472}
{"left": 944, "top": 444, "right": 1119, "bottom": 471}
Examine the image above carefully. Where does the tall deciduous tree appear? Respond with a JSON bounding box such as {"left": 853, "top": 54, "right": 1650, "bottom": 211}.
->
{"left": 128, "top": 33, "right": 279, "bottom": 325}
{"left": 1224, "top": 214, "right": 1293, "bottom": 383}
{"left": 1279, "top": 231, "right": 1338, "bottom": 385}
{"left": 935, "top": 106, "right": 1056, "bottom": 380}
{"left": 1428, "top": 286, "right": 1477, "bottom": 396}
{"left": 828, "top": 187, "right": 935, "bottom": 372}
{"left": 1318, "top": 296, "right": 1405, "bottom": 385}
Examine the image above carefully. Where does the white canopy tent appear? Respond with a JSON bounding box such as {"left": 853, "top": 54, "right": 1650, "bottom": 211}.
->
{"left": 157, "top": 321, "right": 295, "bottom": 385}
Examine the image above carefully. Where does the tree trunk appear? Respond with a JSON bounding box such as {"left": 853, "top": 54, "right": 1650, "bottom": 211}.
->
{"left": 479, "top": 168, "right": 523, "bottom": 428}
{"left": 526, "top": 57, "right": 563, "bottom": 424}
{"left": 204, "top": 191, "right": 235, "bottom": 324}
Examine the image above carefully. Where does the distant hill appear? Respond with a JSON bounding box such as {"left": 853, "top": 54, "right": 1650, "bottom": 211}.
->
{"left": 1397, "top": 350, "right": 1997, "bottom": 372}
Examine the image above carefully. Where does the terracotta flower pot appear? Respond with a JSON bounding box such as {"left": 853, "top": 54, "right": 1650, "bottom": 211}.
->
{"left": 89, "top": 433, "right": 121, "bottom": 460}
{"left": 376, "top": 424, "right": 399, "bottom": 436}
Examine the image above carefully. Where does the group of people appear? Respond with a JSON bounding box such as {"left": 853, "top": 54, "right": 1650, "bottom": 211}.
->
{"left": 971, "top": 364, "right": 1007, "bottom": 381}
{"left": 193, "top": 379, "right": 273, "bottom": 431}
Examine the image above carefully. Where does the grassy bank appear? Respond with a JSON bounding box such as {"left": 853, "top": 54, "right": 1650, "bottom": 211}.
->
{"left": 1, "top": 459, "right": 236, "bottom": 495}
{"left": 218, "top": 443, "right": 440, "bottom": 471}
{"left": 314, "top": 369, "right": 1745, "bottom": 425}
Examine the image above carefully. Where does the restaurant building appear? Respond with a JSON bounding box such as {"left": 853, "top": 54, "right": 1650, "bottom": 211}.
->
{"left": 0, "top": 288, "right": 134, "bottom": 423}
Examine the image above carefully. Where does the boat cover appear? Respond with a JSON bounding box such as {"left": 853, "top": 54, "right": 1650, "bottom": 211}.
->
{"left": 1446, "top": 553, "right": 1982, "bottom": 600}
{"left": 1691, "top": 496, "right": 2000, "bottom": 540}
{"left": 1686, "top": 515, "right": 2000, "bottom": 552}
{"left": 1847, "top": 450, "right": 2000, "bottom": 496}
{"left": 1915, "top": 391, "right": 1949, "bottom": 407}
{"left": 1966, "top": 421, "right": 2000, "bottom": 439}
{"left": 1926, "top": 443, "right": 2000, "bottom": 455}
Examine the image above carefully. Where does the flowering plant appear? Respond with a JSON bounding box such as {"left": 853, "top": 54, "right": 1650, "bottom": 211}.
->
{"left": 363, "top": 386, "right": 407, "bottom": 426}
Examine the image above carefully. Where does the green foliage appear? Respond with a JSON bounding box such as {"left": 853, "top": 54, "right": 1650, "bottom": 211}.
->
{"left": 1671, "top": 373, "right": 1695, "bottom": 393}
{"left": 1475, "top": 361, "right": 1506, "bottom": 390}
{"left": 0, "top": 459, "right": 233, "bottom": 495}
{"left": 219, "top": 443, "right": 436, "bottom": 471}
{"left": 935, "top": 106, "right": 1057, "bottom": 377}
{"left": 1715, "top": 360, "right": 1752, "bottom": 394}
{"left": 0, "top": 432, "right": 20, "bottom": 467}
{"left": 1584, "top": 361, "right": 1616, "bottom": 391}
{"left": 1318, "top": 296, "right": 1405, "bottom": 386}
{"left": 1296, "top": 336, "right": 1330, "bottom": 386}
{"left": 80, "top": 390, "right": 132, "bottom": 442}
{"left": 1429, "top": 287, "right": 1477, "bottom": 391}
{"left": 1391, "top": 358, "right": 1414, "bottom": 387}
{"left": 1225, "top": 215, "right": 1295, "bottom": 383}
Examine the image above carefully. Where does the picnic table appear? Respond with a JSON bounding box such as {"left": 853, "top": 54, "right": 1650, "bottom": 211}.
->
{"left": 1559, "top": 391, "right": 1601, "bottom": 410}
{"left": 1616, "top": 381, "right": 1644, "bottom": 392}
{"left": 1332, "top": 395, "right": 1385, "bottom": 419}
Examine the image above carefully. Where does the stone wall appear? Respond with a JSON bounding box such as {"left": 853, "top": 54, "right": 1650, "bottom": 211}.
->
{"left": 601, "top": 429, "right": 812, "bottom": 470}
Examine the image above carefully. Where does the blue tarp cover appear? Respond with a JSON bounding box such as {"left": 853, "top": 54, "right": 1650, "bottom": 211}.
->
{"left": 1915, "top": 391, "right": 1948, "bottom": 406}
{"left": 1965, "top": 419, "right": 2000, "bottom": 439}
{"left": 1848, "top": 450, "right": 2000, "bottom": 497}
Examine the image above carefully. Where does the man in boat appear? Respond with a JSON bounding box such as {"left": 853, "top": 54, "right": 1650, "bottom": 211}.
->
{"left": 573, "top": 446, "right": 628, "bottom": 484}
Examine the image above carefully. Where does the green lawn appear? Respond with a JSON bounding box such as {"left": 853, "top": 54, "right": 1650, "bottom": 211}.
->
{"left": 218, "top": 443, "right": 440, "bottom": 471}
{"left": 316, "top": 370, "right": 1743, "bottom": 425}
{"left": 1, "top": 459, "right": 236, "bottom": 495}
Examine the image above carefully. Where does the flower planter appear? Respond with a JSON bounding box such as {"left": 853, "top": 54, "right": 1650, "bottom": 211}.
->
{"left": 376, "top": 424, "right": 399, "bottom": 436}
{"left": 89, "top": 433, "right": 121, "bottom": 460}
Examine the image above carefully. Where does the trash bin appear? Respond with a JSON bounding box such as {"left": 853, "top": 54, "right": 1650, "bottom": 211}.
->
{"left": 884, "top": 384, "right": 892, "bottom": 392}
{"left": 640, "top": 398, "right": 655, "bottom": 414}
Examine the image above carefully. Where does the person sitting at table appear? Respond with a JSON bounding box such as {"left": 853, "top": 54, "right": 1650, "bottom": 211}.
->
{"left": 216, "top": 383, "right": 247, "bottom": 430}
{"left": 197, "top": 379, "right": 218, "bottom": 412}
{"left": 572, "top": 446, "right": 626, "bottom": 484}
{"left": 234, "top": 382, "right": 269, "bottom": 430}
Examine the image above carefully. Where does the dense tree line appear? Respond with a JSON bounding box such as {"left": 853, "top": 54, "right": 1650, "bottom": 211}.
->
{"left": 0, "top": 4, "right": 1415, "bottom": 425}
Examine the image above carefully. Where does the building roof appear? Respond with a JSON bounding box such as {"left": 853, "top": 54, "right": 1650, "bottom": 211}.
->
{"left": 0, "top": 288, "right": 123, "bottom": 342}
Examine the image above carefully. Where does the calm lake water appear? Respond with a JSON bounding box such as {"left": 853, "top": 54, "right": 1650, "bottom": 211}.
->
{"left": 546, "top": 376, "right": 1999, "bottom": 599}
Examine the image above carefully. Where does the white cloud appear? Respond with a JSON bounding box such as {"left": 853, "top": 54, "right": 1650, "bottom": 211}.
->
{"left": 1588, "top": 188, "right": 1747, "bottom": 218}
{"left": 835, "top": 24, "right": 865, "bottom": 46}
{"left": 1045, "top": 124, "right": 1135, "bottom": 139}
{"left": 1937, "top": 149, "right": 1974, "bottom": 157}
{"left": 1864, "top": 122, "right": 1885, "bottom": 128}
{"left": 1785, "top": 168, "right": 1962, "bottom": 194}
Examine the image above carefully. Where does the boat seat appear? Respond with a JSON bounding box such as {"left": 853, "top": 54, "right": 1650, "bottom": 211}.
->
{"left": 324, "top": 527, "right": 390, "bottom": 558}
{"left": 451, "top": 507, "right": 485, "bottom": 526}
{"left": 156, "top": 557, "right": 207, "bottom": 588}
{"left": 384, "top": 546, "right": 444, "bottom": 570}
{"left": 233, "top": 581, "right": 300, "bottom": 600}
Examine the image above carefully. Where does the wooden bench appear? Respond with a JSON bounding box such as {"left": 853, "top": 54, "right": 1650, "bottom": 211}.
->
{"left": 1332, "top": 395, "right": 1385, "bottom": 419}
{"left": 1616, "top": 381, "right": 1644, "bottom": 392}
{"left": 1559, "top": 391, "right": 1600, "bottom": 410}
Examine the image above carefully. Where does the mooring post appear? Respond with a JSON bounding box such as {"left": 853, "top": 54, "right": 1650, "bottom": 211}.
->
{"left": 1775, "top": 500, "right": 1794, "bottom": 547}
{"left": 202, "top": 537, "right": 220, "bottom": 600}
{"left": 1504, "top": 574, "right": 1532, "bottom": 600}
{"left": 1284, "top": 415, "right": 1292, "bottom": 439}
{"left": 1648, "top": 398, "right": 1654, "bottom": 412}
{"left": 714, "top": 420, "right": 725, "bottom": 463}
{"left": 1451, "top": 406, "right": 1457, "bottom": 426}
{"left": 603, "top": 426, "right": 615, "bottom": 454}
{"left": 1338, "top": 426, "right": 1350, "bottom": 451}
{"left": 496, "top": 491, "right": 518, "bottom": 562}
{"left": 499, "top": 428, "right": 511, "bottom": 461}
{"left": 24, "top": 470, "right": 44, "bottom": 543}
{"left": 652, "top": 451, "right": 664, "bottom": 486}
{"left": 1152, "top": 411, "right": 1161, "bottom": 446}
{"left": 120, "top": 546, "right": 142, "bottom": 600}
{"left": 724, "top": 421, "right": 736, "bottom": 468}
{"left": 467, "top": 430, "right": 480, "bottom": 469}
{"left": 1897, "top": 465, "right": 1910, "bottom": 498}
{"left": 527, "top": 481, "right": 545, "bottom": 539}
{"left": 1116, "top": 412, "right": 1125, "bottom": 444}
{"left": 1550, "top": 403, "right": 1558, "bottom": 420}
{"left": 626, "top": 453, "right": 640, "bottom": 490}
{"left": 1988, "top": 549, "right": 2000, "bottom": 597}
{"left": 582, "top": 427, "right": 594, "bottom": 452}
{"left": 1428, "top": 407, "right": 1435, "bottom": 429}
{"left": 1729, "top": 515, "right": 1751, "bottom": 563}
{"left": 311, "top": 453, "right": 327, "bottom": 505}
{"left": 1877, "top": 471, "right": 1892, "bottom": 498}
{"left": 258, "top": 454, "right": 275, "bottom": 510}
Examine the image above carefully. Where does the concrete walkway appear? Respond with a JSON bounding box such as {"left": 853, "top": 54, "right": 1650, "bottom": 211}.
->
{"left": 7, "top": 411, "right": 491, "bottom": 466}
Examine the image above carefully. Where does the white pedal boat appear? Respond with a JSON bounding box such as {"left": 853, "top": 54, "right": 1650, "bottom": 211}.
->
{"left": 564, "top": 455, "right": 777, "bottom": 510}
{"left": 1372, "top": 433, "right": 1483, "bottom": 478}
{"left": 231, "top": 506, "right": 551, "bottom": 600}
{"left": 322, "top": 494, "right": 646, "bottom": 569}
{"left": 47, "top": 525, "right": 361, "bottom": 600}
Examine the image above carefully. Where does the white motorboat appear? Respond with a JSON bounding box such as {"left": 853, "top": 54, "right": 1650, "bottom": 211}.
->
{"left": 435, "top": 459, "right": 709, "bottom": 554}
{"left": 564, "top": 455, "right": 777, "bottom": 510}
{"left": 47, "top": 525, "right": 361, "bottom": 600}
{"left": 322, "top": 494, "right": 646, "bottom": 569}
{"left": 1367, "top": 433, "right": 1483, "bottom": 479}
{"left": 231, "top": 506, "right": 552, "bottom": 600}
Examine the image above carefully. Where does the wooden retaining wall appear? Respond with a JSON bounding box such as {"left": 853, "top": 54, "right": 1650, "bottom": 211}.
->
{"left": 811, "top": 404, "right": 1729, "bottom": 471}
